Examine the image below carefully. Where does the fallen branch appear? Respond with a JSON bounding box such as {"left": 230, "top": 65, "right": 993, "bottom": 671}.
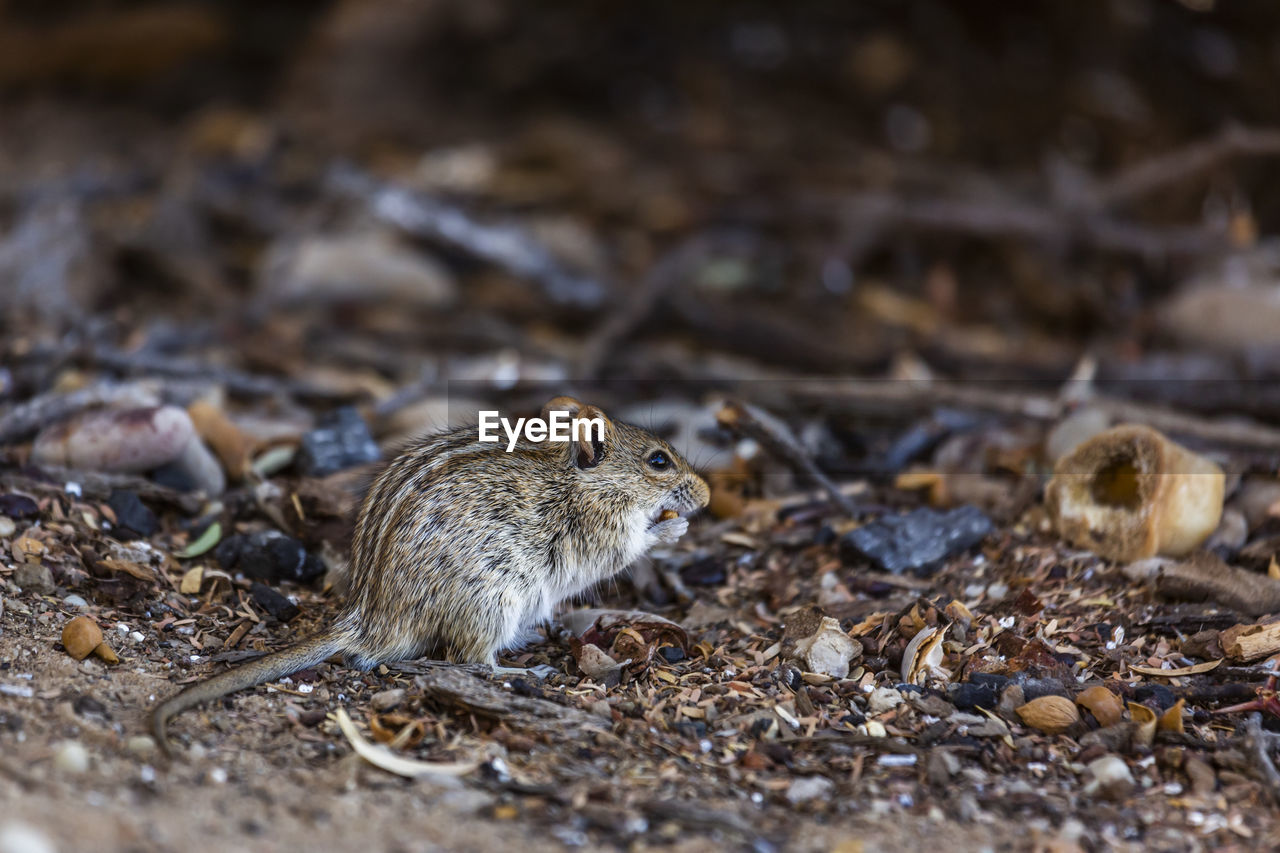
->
{"left": 786, "top": 379, "right": 1280, "bottom": 453}
{"left": 1142, "top": 553, "right": 1280, "bottom": 621}
{"left": 87, "top": 345, "right": 353, "bottom": 402}
{"left": 1094, "top": 124, "right": 1280, "bottom": 208}
{"left": 331, "top": 166, "right": 609, "bottom": 310}
{"left": 832, "top": 192, "right": 1225, "bottom": 260}
{"left": 814, "top": 125, "right": 1280, "bottom": 264}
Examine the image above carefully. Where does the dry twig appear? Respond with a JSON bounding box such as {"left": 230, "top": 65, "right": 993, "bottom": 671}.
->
{"left": 717, "top": 400, "right": 860, "bottom": 516}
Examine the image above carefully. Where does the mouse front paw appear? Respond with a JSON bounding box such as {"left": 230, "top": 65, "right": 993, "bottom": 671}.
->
{"left": 648, "top": 516, "right": 689, "bottom": 545}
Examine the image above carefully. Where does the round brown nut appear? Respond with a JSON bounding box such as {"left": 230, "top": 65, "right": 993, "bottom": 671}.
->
{"left": 659, "top": 509, "right": 679, "bottom": 521}
{"left": 1015, "top": 695, "right": 1080, "bottom": 734}
{"left": 62, "top": 615, "right": 104, "bottom": 660}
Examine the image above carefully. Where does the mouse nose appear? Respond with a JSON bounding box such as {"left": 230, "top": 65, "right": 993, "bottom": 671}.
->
{"left": 686, "top": 473, "right": 711, "bottom": 510}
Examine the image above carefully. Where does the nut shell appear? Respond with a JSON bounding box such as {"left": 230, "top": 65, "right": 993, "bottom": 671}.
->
{"left": 61, "top": 616, "right": 103, "bottom": 660}
{"left": 659, "top": 509, "right": 679, "bottom": 521}
{"left": 1075, "top": 685, "right": 1124, "bottom": 727}
{"left": 1015, "top": 695, "right": 1080, "bottom": 734}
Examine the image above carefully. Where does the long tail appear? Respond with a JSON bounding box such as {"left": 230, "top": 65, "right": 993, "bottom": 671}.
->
{"left": 150, "top": 630, "right": 344, "bottom": 756}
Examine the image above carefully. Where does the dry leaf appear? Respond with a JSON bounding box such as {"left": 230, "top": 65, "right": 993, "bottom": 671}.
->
{"left": 180, "top": 566, "right": 204, "bottom": 594}
{"left": 1127, "top": 702, "right": 1158, "bottom": 748}
{"left": 99, "top": 557, "right": 155, "bottom": 581}
{"left": 335, "top": 707, "right": 476, "bottom": 779}
{"left": 1158, "top": 699, "right": 1185, "bottom": 734}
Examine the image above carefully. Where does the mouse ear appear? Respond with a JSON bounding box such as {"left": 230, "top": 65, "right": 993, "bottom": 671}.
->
{"left": 541, "top": 396, "right": 584, "bottom": 421}
{"left": 569, "top": 404, "right": 611, "bottom": 469}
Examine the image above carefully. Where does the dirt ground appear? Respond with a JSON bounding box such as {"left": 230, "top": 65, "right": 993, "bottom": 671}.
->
{"left": 7, "top": 2, "right": 1280, "bottom": 852}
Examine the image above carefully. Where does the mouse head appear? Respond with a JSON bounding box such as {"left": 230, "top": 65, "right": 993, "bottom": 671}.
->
{"left": 540, "top": 396, "right": 710, "bottom": 519}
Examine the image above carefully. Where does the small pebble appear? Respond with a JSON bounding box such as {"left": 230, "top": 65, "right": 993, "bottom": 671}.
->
{"left": 785, "top": 775, "right": 835, "bottom": 804}
{"left": 0, "top": 517, "right": 15, "bottom": 538}
{"left": 52, "top": 740, "right": 90, "bottom": 774}
{"left": 62, "top": 594, "right": 88, "bottom": 609}
{"left": 129, "top": 631, "right": 145, "bottom": 644}
{"left": 33, "top": 405, "right": 194, "bottom": 473}
{"left": 208, "top": 767, "right": 228, "bottom": 785}
{"left": 13, "top": 564, "right": 54, "bottom": 596}
{"left": 151, "top": 438, "right": 226, "bottom": 495}
{"left": 1083, "top": 754, "right": 1135, "bottom": 800}
{"left": 0, "top": 822, "right": 56, "bottom": 853}
{"left": 128, "top": 735, "right": 157, "bottom": 757}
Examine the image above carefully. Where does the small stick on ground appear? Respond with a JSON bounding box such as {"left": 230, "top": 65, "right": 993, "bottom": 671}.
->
{"left": 717, "top": 400, "right": 860, "bottom": 517}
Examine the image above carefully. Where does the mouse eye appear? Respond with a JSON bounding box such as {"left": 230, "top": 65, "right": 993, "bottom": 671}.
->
{"left": 647, "top": 450, "right": 671, "bottom": 471}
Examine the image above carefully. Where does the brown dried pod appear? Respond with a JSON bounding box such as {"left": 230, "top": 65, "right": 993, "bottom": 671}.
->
{"left": 1127, "top": 702, "right": 1158, "bottom": 748}
{"left": 61, "top": 616, "right": 103, "bottom": 660}
{"left": 1157, "top": 698, "right": 1186, "bottom": 734}
{"left": 659, "top": 509, "right": 679, "bottom": 522}
{"left": 92, "top": 643, "right": 120, "bottom": 664}
{"left": 1075, "top": 685, "right": 1125, "bottom": 727}
{"left": 1015, "top": 695, "right": 1080, "bottom": 734}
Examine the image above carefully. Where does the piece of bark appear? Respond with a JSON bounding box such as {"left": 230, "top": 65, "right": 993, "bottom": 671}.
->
{"left": 1220, "top": 622, "right": 1280, "bottom": 662}
{"left": 403, "top": 664, "right": 609, "bottom": 733}
{"left": 1154, "top": 553, "right": 1280, "bottom": 618}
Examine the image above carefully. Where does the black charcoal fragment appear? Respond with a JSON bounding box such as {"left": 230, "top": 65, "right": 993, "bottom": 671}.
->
{"left": 250, "top": 582, "right": 300, "bottom": 622}
{"left": 107, "top": 490, "right": 156, "bottom": 539}
{"left": 216, "top": 530, "right": 325, "bottom": 584}
{"left": 296, "top": 406, "right": 380, "bottom": 476}
{"left": 839, "top": 505, "right": 992, "bottom": 575}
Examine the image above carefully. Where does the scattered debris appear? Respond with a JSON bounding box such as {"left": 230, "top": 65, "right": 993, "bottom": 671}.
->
{"left": 334, "top": 707, "right": 477, "bottom": 780}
